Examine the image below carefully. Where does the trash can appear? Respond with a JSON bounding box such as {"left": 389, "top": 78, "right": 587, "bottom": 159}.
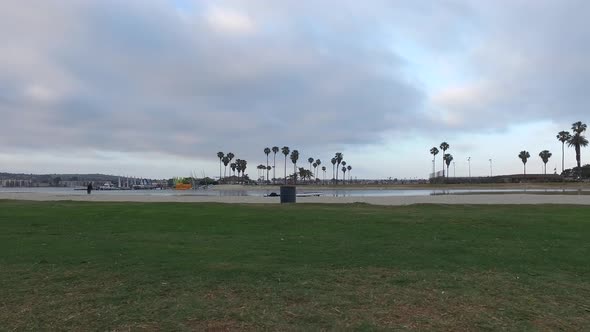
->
{"left": 280, "top": 185, "right": 296, "bottom": 203}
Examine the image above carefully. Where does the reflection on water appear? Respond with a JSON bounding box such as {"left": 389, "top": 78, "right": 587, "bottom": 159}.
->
{"left": 1, "top": 187, "right": 588, "bottom": 197}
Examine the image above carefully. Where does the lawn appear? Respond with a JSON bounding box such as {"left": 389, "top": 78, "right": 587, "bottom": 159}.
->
{"left": 1, "top": 201, "right": 589, "bottom": 330}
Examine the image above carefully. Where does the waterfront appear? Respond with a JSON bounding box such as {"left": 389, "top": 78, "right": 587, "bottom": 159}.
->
{"left": 1, "top": 186, "right": 589, "bottom": 197}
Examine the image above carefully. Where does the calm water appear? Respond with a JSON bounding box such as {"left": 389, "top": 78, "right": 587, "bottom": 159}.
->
{"left": 0, "top": 187, "right": 587, "bottom": 197}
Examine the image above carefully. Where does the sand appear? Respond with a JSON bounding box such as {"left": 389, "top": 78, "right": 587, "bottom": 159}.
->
{"left": 1, "top": 191, "right": 590, "bottom": 205}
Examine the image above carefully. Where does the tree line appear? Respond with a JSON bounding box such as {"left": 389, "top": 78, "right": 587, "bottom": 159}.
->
{"left": 216, "top": 148, "right": 353, "bottom": 185}
{"left": 430, "top": 121, "right": 588, "bottom": 177}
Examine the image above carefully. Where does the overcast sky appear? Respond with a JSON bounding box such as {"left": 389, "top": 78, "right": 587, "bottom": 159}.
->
{"left": 1, "top": 0, "right": 589, "bottom": 179}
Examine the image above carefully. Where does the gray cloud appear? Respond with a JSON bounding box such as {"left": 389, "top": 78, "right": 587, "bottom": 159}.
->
{"left": 1, "top": 0, "right": 590, "bottom": 167}
{"left": 0, "top": 0, "right": 426, "bottom": 161}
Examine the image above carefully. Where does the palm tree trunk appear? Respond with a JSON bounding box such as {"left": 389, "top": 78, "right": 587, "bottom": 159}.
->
{"left": 284, "top": 157, "right": 287, "bottom": 185}
{"left": 576, "top": 144, "right": 581, "bottom": 168}
{"left": 273, "top": 154, "right": 276, "bottom": 183}
{"left": 524, "top": 163, "right": 526, "bottom": 175}
{"left": 433, "top": 158, "right": 436, "bottom": 175}
{"left": 561, "top": 142, "right": 565, "bottom": 174}
{"left": 219, "top": 160, "right": 222, "bottom": 180}
{"left": 441, "top": 154, "right": 445, "bottom": 178}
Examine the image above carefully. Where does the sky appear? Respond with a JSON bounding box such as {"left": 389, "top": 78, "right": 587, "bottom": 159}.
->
{"left": 1, "top": 0, "right": 589, "bottom": 179}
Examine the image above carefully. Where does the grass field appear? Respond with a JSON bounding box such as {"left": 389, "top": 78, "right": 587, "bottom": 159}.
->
{"left": 1, "top": 201, "right": 589, "bottom": 330}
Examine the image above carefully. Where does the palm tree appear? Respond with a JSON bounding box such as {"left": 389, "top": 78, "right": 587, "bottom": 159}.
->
{"left": 264, "top": 148, "right": 271, "bottom": 182}
{"left": 240, "top": 160, "right": 248, "bottom": 183}
{"left": 281, "top": 146, "right": 290, "bottom": 184}
{"left": 312, "top": 162, "right": 317, "bottom": 181}
{"left": 430, "top": 147, "right": 439, "bottom": 175}
{"left": 226, "top": 152, "right": 235, "bottom": 164}
{"left": 341, "top": 166, "right": 347, "bottom": 184}
{"left": 235, "top": 159, "right": 242, "bottom": 182}
{"left": 315, "top": 159, "right": 321, "bottom": 179}
{"left": 290, "top": 150, "right": 299, "bottom": 184}
{"left": 222, "top": 156, "right": 230, "bottom": 179}
{"left": 539, "top": 150, "right": 552, "bottom": 175}
{"left": 556, "top": 131, "right": 571, "bottom": 174}
{"left": 439, "top": 142, "right": 449, "bottom": 178}
{"left": 335, "top": 153, "right": 344, "bottom": 181}
{"left": 230, "top": 163, "right": 237, "bottom": 179}
{"left": 443, "top": 154, "right": 453, "bottom": 178}
{"left": 272, "top": 146, "right": 279, "bottom": 182}
{"left": 347, "top": 165, "right": 352, "bottom": 182}
{"left": 308, "top": 157, "right": 314, "bottom": 172}
{"left": 322, "top": 166, "right": 326, "bottom": 182}
{"left": 518, "top": 150, "right": 530, "bottom": 174}
{"left": 331, "top": 158, "right": 337, "bottom": 181}
{"left": 567, "top": 121, "right": 588, "bottom": 169}
{"left": 216, "top": 152, "right": 224, "bottom": 180}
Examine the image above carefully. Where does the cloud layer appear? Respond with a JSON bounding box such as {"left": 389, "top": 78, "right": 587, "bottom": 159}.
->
{"left": 1, "top": 1, "right": 590, "bottom": 176}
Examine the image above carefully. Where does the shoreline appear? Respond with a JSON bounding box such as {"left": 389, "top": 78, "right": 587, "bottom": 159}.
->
{"left": 2, "top": 192, "right": 590, "bottom": 205}
{"left": 210, "top": 183, "right": 590, "bottom": 191}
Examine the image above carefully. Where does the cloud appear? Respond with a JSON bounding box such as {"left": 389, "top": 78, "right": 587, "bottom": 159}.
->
{"left": 428, "top": 0, "right": 590, "bottom": 130}
{"left": 1, "top": 0, "right": 590, "bottom": 178}
{"left": 0, "top": 0, "right": 425, "bottom": 161}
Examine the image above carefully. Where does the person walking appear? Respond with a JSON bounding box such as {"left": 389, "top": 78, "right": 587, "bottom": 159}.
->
{"left": 87, "top": 182, "right": 93, "bottom": 195}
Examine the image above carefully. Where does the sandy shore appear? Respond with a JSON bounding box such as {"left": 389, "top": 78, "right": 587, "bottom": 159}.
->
{"left": 1, "top": 192, "right": 590, "bottom": 205}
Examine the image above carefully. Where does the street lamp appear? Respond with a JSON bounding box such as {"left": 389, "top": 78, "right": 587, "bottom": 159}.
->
{"left": 453, "top": 161, "right": 456, "bottom": 177}
{"left": 489, "top": 159, "right": 493, "bottom": 177}
{"left": 468, "top": 157, "right": 471, "bottom": 178}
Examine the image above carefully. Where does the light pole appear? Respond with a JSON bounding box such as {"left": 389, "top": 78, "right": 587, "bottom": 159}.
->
{"left": 468, "top": 157, "right": 471, "bottom": 178}
{"left": 489, "top": 159, "right": 493, "bottom": 177}
{"left": 453, "top": 161, "right": 456, "bottom": 177}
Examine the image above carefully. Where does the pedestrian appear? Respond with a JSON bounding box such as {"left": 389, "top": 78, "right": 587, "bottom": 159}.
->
{"left": 87, "top": 182, "right": 93, "bottom": 195}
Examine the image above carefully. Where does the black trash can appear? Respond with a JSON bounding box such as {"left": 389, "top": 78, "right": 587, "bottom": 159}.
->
{"left": 280, "top": 185, "right": 296, "bottom": 203}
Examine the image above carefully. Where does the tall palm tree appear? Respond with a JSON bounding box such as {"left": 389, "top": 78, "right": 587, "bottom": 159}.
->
{"left": 235, "top": 159, "right": 242, "bottom": 182}
{"left": 341, "top": 166, "right": 347, "bottom": 184}
{"left": 281, "top": 146, "right": 290, "bottom": 184}
{"left": 222, "top": 156, "right": 230, "bottom": 178}
{"left": 335, "top": 153, "right": 344, "bottom": 181}
{"left": 308, "top": 157, "right": 314, "bottom": 173}
{"left": 264, "top": 148, "right": 271, "bottom": 182}
{"left": 556, "top": 131, "right": 571, "bottom": 174}
{"left": 439, "top": 142, "right": 449, "bottom": 178}
{"left": 312, "top": 162, "right": 317, "bottom": 180}
{"left": 290, "top": 150, "right": 299, "bottom": 184}
{"left": 347, "top": 165, "right": 352, "bottom": 182}
{"left": 430, "top": 147, "right": 439, "bottom": 175}
{"left": 518, "top": 150, "right": 530, "bottom": 175}
{"left": 272, "top": 146, "right": 279, "bottom": 182}
{"left": 230, "top": 163, "right": 237, "bottom": 179}
{"left": 331, "top": 158, "right": 337, "bottom": 181}
{"left": 216, "top": 152, "right": 224, "bottom": 180}
{"left": 240, "top": 160, "right": 247, "bottom": 184}
{"left": 567, "top": 121, "right": 588, "bottom": 169}
{"left": 322, "top": 166, "right": 326, "bottom": 182}
{"left": 443, "top": 154, "right": 453, "bottom": 178}
{"left": 226, "top": 152, "right": 235, "bottom": 164}
{"left": 315, "top": 159, "right": 321, "bottom": 178}
{"left": 539, "top": 150, "right": 552, "bottom": 175}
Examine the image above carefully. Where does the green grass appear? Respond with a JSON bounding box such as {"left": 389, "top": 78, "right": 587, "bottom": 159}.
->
{"left": 1, "top": 201, "right": 589, "bottom": 330}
